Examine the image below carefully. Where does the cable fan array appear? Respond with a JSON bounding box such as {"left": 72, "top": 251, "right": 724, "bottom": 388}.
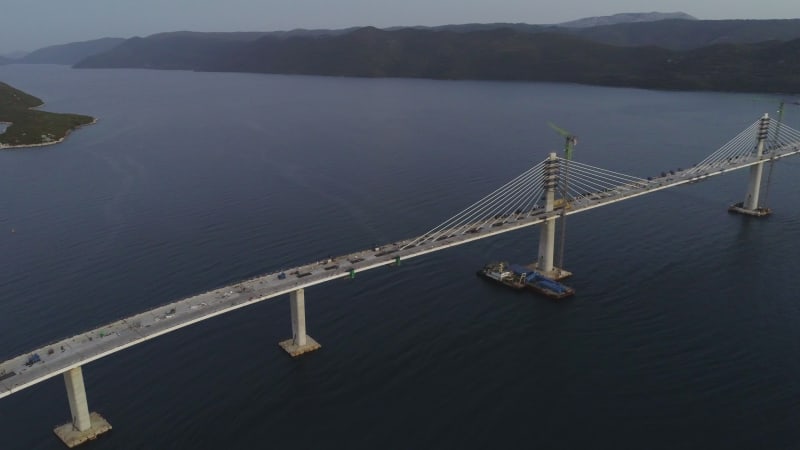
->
{"left": 686, "top": 117, "right": 800, "bottom": 175}
{"left": 401, "top": 159, "right": 550, "bottom": 249}
{"left": 402, "top": 156, "right": 649, "bottom": 249}
{"left": 402, "top": 117, "right": 800, "bottom": 250}
{"left": 556, "top": 158, "right": 649, "bottom": 208}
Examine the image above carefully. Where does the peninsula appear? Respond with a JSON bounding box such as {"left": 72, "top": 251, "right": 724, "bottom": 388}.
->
{"left": 0, "top": 82, "right": 95, "bottom": 149}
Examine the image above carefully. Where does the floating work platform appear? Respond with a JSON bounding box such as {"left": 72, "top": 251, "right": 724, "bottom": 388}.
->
{"left": 477, "top": 262, "right": 575, "bottom": 300}
{"left": 728, "top": 202, "right": 772, "bottom": 217}
{"left": 53, "top": 412, "right": 111, "bottom": 448}
{"left": 524, "top": 271, "right": 576, "bottom": 300}
{"left": 527, "top": 265, "right": 572, "bottom": 281}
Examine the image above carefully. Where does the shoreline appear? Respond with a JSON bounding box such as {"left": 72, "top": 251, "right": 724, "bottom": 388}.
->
{"left": 0, "top": 117, "right": 98, "bottom": 150}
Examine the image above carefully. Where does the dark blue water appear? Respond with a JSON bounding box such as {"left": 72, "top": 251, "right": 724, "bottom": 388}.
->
{"left": 1, "top": 65, "right": 799, "bottom": 450}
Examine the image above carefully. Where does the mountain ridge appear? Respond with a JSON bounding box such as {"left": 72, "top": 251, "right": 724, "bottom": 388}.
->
{"left": 8, "top": 15, "right": 800, "bottom": 94}
{"left": 558, "top": 11, "right": 697, "bottom": 28}
{"left": 17, "top": 38, "right": 126, "bottom": 65}
{"left": 75, "top": 26, "right": 800, "bottom": 93}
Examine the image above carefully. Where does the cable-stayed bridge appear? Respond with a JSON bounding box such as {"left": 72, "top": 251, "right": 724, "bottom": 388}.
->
{"left": 2, "top": 114, "right": 800, "bottom": 447}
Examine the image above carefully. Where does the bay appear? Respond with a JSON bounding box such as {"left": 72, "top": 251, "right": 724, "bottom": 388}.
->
{"left": 1, "top": 64, "right": 799, "bottom": 449}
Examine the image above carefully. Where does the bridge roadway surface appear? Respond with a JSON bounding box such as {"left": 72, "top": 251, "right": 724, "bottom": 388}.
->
{"left": 2, "top": 142, "right": 799, "bottom": 400}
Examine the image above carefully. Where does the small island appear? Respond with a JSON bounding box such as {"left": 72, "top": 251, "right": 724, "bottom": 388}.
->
{"left": 0, "top": 81, "right": 95, "bottom": 149}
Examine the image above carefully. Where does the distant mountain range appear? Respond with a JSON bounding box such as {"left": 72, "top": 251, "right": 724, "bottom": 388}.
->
{"left": 15, "top": 38, "right": 126, "bottom": 65}
{"left": 565, "top": 18, "right": 800, "bottom": 50}
{"left": 6, "top": 12, "right": 800, "bottom": 93}
{"left": 557, "top": 11, "right": 696, "bottom": 28}
{"left": 402, "top": 18, "right": 800, "bottom": 50}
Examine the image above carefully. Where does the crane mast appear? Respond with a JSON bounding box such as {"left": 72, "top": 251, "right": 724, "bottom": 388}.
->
{"left": 548, "top": 122, "right": 577, "bottom": 277}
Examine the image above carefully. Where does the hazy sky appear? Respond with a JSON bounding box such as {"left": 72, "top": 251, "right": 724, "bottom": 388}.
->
{"left": 1, "top": 0, "right": 798, "bottom": 54}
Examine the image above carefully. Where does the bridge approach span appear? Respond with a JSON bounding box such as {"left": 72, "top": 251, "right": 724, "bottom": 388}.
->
{"left": 3, "top": 120, "right": 800, "bottom": 400}
{"left": 2, "top": 116, "right": 800, "bottom": 447}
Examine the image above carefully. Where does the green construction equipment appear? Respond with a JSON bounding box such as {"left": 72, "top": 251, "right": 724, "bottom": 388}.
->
{"left": 547, "top": 122, "right": 578, "bottom": 276}
{"left": 548, "top": 122, "right": 578, "bottom": 161}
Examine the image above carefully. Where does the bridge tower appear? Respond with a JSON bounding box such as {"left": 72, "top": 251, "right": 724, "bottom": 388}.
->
{"left": 534, "top": 152, "right": 572, "bottom": 280}
{"left": 729, "top": 113, "right": 772, "bottom": 217}
{"left": 53, "top": 366, "right": 112, "bottom": 447}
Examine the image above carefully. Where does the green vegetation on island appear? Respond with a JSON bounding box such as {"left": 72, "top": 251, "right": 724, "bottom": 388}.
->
{"left": 0, "top": 82, "right": 95, "bottom": 148}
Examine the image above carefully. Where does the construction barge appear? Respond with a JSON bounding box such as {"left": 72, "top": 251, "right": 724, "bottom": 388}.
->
{"left": 477, "top": 262, "right": 575, "bottom": 300}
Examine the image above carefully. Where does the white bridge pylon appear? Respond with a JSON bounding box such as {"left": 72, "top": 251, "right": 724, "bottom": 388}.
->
{"left": 402, "top": 152, "right": 650, "bottom": 277}
{"left": 404, "top": 115, "right": 800, "bottom": 274}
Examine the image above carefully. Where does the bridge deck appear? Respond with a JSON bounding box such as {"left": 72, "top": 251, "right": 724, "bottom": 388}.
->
{"left": 2, "top": 143, "right": 799, "bottom": 400}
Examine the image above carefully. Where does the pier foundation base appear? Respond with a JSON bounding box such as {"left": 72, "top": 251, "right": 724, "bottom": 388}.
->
{"left": 279, "top": 336, "right": 321, "bottom": 357}
{"left": 53, "top": 412, "right": 112, "bottom": 448}
{"left": 728, "top": 203, "right": 771, "bottom": 217}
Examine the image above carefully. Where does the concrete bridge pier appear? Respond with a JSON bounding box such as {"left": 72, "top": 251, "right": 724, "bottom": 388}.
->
{"left": 53, "top": 366, "right": 111, "bottom": 448}
{"left": 279, "top": 288, "right": 321, "bottom": 357}
{"left": 730, "top": 113, "right": 772, "bottom": 217}
{"left": 534, "top": 152, "right": 572, "bottom": 280}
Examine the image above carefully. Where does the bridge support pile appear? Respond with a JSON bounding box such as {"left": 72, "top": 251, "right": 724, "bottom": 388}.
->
{"left": 53, "top": 366, "right": 111, "bottom": 448}
{"left": 534, "top": 153, "right": 572, "bottom": 280}
{"left": 279, "top": 288, "right": 321, "bottom": 357}
{"left": 729, "top": 113, "right": 772, "bottom": 217}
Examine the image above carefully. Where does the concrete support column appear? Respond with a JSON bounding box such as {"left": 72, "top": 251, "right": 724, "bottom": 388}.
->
{"left": 279, "top": 288, "right": 321, "bottom": 357}
{"left": 743, "top": 164, "right": 765, "bottom": 210}
{"left": 730, "top": 113, "right": 772, "bottom": 217}
{"left": 537, "top": 217, "right": 556, "bottom": 272}
{"left": 743, "top": 113, "right": 769, "bottom": 210}
{"left": 54, "top": 366, "right": 112, "bottom": 447}
{"left": 290, "top": 288, "right": 307, "bottom": 346}
{"left": 64, "top": 367, "right": 91, "bottom": 432}
{"left": 537, "top": 153, "right": 558, "bottom": 273}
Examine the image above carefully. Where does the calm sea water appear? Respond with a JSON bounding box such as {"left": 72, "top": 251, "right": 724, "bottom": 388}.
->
{"left": 1, "top": 64, "right": 799, "bottom": 450}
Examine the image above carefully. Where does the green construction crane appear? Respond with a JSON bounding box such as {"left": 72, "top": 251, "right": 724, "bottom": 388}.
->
{"left": 548, "top": 122, "right": 578, "bottom": 160}
{"left": 763, "top": 98, "right": 800, "bottom": 208}
{"left": 775, "top": 99, "right": 800, "bottom": 125}
{"left": 547, "top": 122, "right": 578, "bottom": 277}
